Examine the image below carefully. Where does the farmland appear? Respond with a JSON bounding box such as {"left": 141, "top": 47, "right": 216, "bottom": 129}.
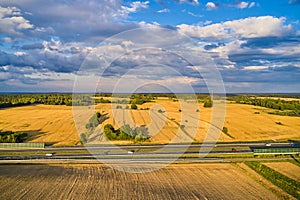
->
{"left": 263, "top": 162, "right": 300, "bottom": 182}
{"left": 0, "top": 98, "right": 300, "bottom": 145}
{"left": 0, "top": 105, "right": 80, "bottom": 146}
{"left": 0, "top": 163, "right": 281, "bottom": 199}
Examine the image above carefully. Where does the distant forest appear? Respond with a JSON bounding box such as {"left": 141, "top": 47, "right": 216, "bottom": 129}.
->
{"left": 1, "top": 93, "right": 300, "bottom": 117}
{"left": 0, "top": 94, "right": 93, "bottom": 108}
{"left": 229, "top": 95, "right": 300, "bottom": 116}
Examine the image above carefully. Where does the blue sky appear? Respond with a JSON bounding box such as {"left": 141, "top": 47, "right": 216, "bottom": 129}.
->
{"left": 0, "top": 0, "right": 300, "bottom": 93}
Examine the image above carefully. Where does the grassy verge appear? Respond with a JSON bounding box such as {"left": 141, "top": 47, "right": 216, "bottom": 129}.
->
{"left": 245, "top": 161, "right": 300, "bottom": 199}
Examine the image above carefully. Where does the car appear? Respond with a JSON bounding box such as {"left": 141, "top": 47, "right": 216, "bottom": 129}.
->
{"left": 231, "top": 148, "right": 238, "bottom": 152}
{"left": 265, "top": 143, "right": 272, "bottom": 147}
{"left": 128, "top": 150, "right": 135, "bottom": 154}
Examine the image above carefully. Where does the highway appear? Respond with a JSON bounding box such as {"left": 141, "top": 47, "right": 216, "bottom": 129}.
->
{"left": 0, "top": 142, "right": 297, "bottom": 162}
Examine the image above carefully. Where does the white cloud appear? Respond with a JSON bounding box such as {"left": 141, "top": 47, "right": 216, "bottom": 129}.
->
{"left": 14, "top": 51, "right": 26, "bottom": 56}
{"left": 178, "top": 0, "right": 199, "bottom": 5}
{"left": 157, "top": 8, "right": 170, "bottom": 13}
{"left": 0, "top": 6, "right": 33, "bottom": 36}
{"left": 236, "top": 2, "right": 249, "bottom": 9}
{"left": 229, "top": 1, "right": 257, "bottom": 9}
{"left": 0, "top": 6, "right": 21, "bottom": 18}
{"left": 249, "top": 2, "right": 256, "bottom": 8}
{"left": 120, "top": 1, "right": 149, "bottom": 16}
{"left": 206, "top": 2, "right": 218, "bottom": 10}
{"left": 177, "top": 16, "right": 293, "bottom": 40}
{"left": 224, "top": 16, "right": 293, "bottom": 38}
{"left": 187, "top": 11, "right": 203, "bottom": 18}
{"left": 243, "top": 66, "right": 269, "bottom": 70}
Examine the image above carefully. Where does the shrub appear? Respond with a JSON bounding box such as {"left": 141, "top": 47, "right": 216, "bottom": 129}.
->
{"left": 131, "top": 103, "right": 137, "bottom": 110}
{"left": 222, "top": 127, "right": 228, "bottom": 134}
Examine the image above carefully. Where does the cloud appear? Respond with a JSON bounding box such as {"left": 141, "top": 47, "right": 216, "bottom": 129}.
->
{"left": 0, "top": 1, "right": 141, "bottom": 43}
{"left": 186, "top": 11, "right": 203, "bottom": 18}
{"left": 0, "top": 1, "right": 299, "bottom": 93}
{"left": 157, "top": 8, "right": 170, "bottom": 13}
{"left": 0, "top": 6, "right": 34, "bottom": 36}
{"left": 243, "top": 65, "right": 269, "bottom": 70}
{"left": 177, "top": 16, "right": 294, "bottom": 40}
{"left": 120, "top": 1, "right": 149, "bottom": 16}
{"left": 175, "top": 0, "right": 199, "bottom": 5}
{"left": 206, "top": 2, "right": 219, "bottom": 10}
{"left": 21, "top": 43, "right": 44, "bottom": 50}
{"left": 205, "top": 1, "right": 257, "bottom": 10}
{"left": 229, "top": 1, "right": 257, "bottom": 9}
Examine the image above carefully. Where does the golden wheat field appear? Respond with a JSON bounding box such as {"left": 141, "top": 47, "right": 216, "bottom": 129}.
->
{"left": 0, "top": 105, "right": 80, "bottom": 146}
{"left": 0, "top": 99, "right": 300, "bottom": 145}
{"left": 0, "top": 163, "right": 281, "bottom": 200}
{"left": 263, "top": 162, "right": 300, "bottom": 182}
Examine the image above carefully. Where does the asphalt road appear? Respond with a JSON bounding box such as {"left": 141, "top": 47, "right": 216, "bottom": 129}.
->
{"left": 0, "top": 142, "right": 296, "bottom": 161}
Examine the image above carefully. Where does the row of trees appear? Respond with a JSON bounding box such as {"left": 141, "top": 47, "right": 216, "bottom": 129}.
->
{"left": 230, "top": 95, "right": 300, "bottom": 111}
{"left": 0, "top": 131, "right": 28, "bottom": 143}
{"left": 0, "top": 94, "right": 93, "bottom": 108}
{"left": 229, "top": 95, "right": 300, "bottom": 116}
{"left": 103, "top": 124, "right": 150, "bottom": 142}
{"left": 0, "top": 93, "right": 156, "bottom": 109}
{"left": 85, "top": 112, "right": 109, "bottom": 129}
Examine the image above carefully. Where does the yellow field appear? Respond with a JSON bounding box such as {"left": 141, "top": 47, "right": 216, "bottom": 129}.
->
{"left": 0, "top": 105, "right": 80, "bottom": 146}
{"left": 98, "top": 100, "right": 300, "bottom": 143}
{"left": 0, "top": 99, "right": 300, "bottom": 145}
{"left": 0, "top": 163, "right": 280, "bottom": 199}
{"left": 263, "top": 162, "right": 300, "bottom": 182}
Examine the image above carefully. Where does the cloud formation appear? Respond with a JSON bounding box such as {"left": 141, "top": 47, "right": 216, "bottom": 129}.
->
{"left": 0, "top": 1, "right": 299, "bottom": 92}
{"left": 177, "top": 16, "right": 293, "bottom": 39}
{"left": 0, "top": 6, "right": 34, "bottom": 36}
{"left": 206, "top": 2, "right": 219, "bottom": 10}
{"left": 229, "top": 1, "right": 256, "bottom": 9}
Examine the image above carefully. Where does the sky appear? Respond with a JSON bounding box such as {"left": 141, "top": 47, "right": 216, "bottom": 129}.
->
{"left": 0, "top": 0, "right": 300, "bottom": 93}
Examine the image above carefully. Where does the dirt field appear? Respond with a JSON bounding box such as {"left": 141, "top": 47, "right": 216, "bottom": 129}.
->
{"left": 0, "top": 163, "right": 280, "bottom": 200}
{"left": 0, "top": 99, "right": 300, "bottom": 145}
{"left": 263, "top": 162, "right": 300, "bottom": 182}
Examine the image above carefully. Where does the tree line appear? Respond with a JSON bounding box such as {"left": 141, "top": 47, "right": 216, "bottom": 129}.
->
{"left": 0, "top": 131, "right": 27, "bottom": 143}
{"left": 229, "top": 95, "right": 300, "bottom": 116}
{"left": 0, "top": 94, "right": 93, "bottom": 108}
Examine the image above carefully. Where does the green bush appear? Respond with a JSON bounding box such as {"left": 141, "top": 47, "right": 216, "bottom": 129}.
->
{"left": 103, "top": 124, "right": 150, "bottom": 142}
{"left": 131, "top": 103, "right": 137, "bottom": 110}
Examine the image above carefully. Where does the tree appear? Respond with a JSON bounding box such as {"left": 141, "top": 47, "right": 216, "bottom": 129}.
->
{"left": 222, "top": 127, "right": 228, "bottom": 134}
{"left": 80, "top": 133, "right": 87, "bottom": 144}
{"left": 131, "top": 103, "right": 137, "bottom": 110}
{"left": 204, "top": 99, "right": 213, "bottom": 108}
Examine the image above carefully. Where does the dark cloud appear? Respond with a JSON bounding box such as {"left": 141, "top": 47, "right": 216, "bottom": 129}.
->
{"left": 0, "top": 48, "right": 85, "bottom": 73}
{"left": 241, "top": 36, "right": 300, "bottom": 49}
{"left": 204, "top": 42, "right": 225, "bottom": 50}
{"left": 21, "top": 43, "right": 44, "bottom": 50}
{"left": 0, "top": 1, "right": 139, "bottom": 43}
{"left": 102, "top": 48, "right": 197, "bottom": 78}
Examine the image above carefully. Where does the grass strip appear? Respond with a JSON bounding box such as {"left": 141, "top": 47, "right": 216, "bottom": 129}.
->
{"left": 245, "top": 161, "right": 300, "bottom": 199}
